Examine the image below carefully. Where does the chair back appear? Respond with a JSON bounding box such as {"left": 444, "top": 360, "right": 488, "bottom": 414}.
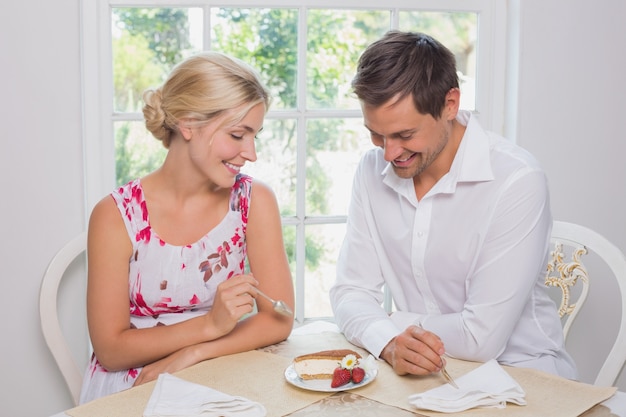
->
{"left": 39, "top": 232, "right": 87, "bottom": 405}
{"left": 546, "top": 221, "right": 626, "bottom": 386}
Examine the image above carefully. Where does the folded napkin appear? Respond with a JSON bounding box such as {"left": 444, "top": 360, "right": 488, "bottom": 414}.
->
{"left": 144, "top": 373, "right": 266, "bottom": 417}
{"left": 408, "top": 359, "right": 526, "bottom": 413}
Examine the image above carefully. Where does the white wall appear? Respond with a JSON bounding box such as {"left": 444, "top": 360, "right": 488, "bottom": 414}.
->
{"left": 0, "top": 1, "right": 88, "bottom": 416}
{"left": 1, "top": 1, "right": 624, "bottom": 416}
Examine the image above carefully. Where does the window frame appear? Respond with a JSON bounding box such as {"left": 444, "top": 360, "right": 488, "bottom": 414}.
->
{"left": 81, "top": 0, "right": 507, "bottom": 323}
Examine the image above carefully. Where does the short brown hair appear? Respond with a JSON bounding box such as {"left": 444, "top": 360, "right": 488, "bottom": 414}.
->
{"left": 352, "top": 30, "right": 458, "bottom": 119}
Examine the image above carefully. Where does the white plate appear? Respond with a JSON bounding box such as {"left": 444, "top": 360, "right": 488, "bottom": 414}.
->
{"left": 284, "top": 364, "right": 378, "bottom": 392}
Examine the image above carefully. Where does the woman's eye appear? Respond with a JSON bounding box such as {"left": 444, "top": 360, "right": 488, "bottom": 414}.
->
{"left": 231, "top": 134, "right": 244, "bottom": 140}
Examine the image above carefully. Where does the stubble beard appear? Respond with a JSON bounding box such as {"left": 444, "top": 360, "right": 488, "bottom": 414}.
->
{"left": 392, "top": 127, "right": 449, "bottom": 179}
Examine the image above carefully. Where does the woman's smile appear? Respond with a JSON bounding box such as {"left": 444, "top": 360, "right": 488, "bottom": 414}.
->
{"left": 224, "top": 161, "right": 242, "bottom": 174}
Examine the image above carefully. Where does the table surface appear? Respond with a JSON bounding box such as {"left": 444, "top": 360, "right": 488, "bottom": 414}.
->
{"left": 51, "top": 321, "right": 626, "bottom": 417}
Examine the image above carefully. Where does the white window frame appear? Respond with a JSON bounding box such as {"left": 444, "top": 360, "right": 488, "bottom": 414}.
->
{"left": 80, "top": 0, "right": 507, "bottom": 323}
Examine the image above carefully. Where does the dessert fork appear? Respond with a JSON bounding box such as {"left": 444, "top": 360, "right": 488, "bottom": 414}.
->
{"left": 441, "top": 360, "right": 459, "bottom": 389}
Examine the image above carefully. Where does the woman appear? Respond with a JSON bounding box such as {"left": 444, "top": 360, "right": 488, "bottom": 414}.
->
{"left": 80, "top": 52, "right": 294, "bottom": 403}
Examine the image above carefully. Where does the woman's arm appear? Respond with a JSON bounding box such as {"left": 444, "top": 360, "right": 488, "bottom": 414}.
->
{"left": 86, "top": 195, "right": 259, "bottom": 371}
{"left": 203, "top": 179, "right": 295, "bottom": 351}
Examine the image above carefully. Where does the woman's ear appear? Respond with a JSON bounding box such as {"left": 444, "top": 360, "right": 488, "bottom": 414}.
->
{"left": 178, "top": 121, "right": 193, "bottom": 141}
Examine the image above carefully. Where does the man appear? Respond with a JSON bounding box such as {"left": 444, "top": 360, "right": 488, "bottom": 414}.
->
{"left": 329, "top": 31, "right": 577, "bottom": 380}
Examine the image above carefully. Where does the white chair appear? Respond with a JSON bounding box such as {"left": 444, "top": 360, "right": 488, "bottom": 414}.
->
{"left": 546, "top": 221, "right": 626, "bottom": 386}
{"left": 39, "top": 232, "right": 87, "bottom": 405}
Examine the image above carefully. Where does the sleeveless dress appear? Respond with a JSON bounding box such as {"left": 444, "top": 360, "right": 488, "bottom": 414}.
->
{"left": 79, "top": 174, "right": 252, "bottom": 404}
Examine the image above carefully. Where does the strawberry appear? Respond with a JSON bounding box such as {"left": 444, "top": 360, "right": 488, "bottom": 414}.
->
{"left": 351, "top": 366, "right": 365, "bottom": 384}
{"left": 331, "top": 367, "right": 352, "bottom": 388}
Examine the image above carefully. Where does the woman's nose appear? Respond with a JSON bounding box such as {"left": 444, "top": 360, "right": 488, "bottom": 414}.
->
{"left": 241, "top": 140, "right": 257, "bottom": 162}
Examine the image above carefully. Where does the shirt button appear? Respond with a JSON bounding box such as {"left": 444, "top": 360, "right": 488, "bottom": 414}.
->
{"left": 417, "top": 231, "right": 424, "bottom": 237}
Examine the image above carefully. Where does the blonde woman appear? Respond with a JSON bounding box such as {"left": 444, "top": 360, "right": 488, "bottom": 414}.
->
{"left": 80, "top": 52, "right": 294, "bottom": 403}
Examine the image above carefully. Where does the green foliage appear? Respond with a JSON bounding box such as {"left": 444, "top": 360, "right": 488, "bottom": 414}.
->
{"left": 115, "top": 8, "right": 192, "bottom": 67}
{"left": 112, "top": 8, "right": 190, "bottom": 186}
{"left": 113, "top": 32, "right": 165, "bottom": 112}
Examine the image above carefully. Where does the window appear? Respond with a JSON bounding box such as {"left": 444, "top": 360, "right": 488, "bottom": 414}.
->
{"left": 82, "top": 0, "right": 505, "bottom": 323}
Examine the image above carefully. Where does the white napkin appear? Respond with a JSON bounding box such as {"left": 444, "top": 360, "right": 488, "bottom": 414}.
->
{"left": 144, "top": 373, "right": 266, "bottom": 417}
{"left": 408, "top": 359, "right": 526, "bottom": 413}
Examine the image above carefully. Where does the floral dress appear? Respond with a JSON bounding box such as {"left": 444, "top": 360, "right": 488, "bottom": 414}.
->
{"left": 79, "top": 174, "right": 252, "bottom": 404}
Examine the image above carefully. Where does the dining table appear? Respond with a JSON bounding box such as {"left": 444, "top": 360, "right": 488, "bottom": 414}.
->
{"left": 51, "top": 321, "right": 626, "bottom": 417}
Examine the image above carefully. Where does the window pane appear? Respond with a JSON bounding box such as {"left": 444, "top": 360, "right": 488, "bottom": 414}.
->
{"left": 211, "top": 8, "right": 298, "bottom": 110}
{"left": 307, "top": 9, "right": 390, "bottom": 110}
{"left": 243, "top": 118, "right": 297, "bottom": 217}
{"left": 304, "top": 223, "right": 346, "bottom": 318}
{"left": 306, "top": 118, "right": 374, "bottom": 216}
{"left": 112, "top": 8, "right": 202, "bottom": 113}
{"left": 114, "top": 121, "right": 166, "bottom": 187}
{"left": 399, "top": 11, "right": 478, "bottom": 111}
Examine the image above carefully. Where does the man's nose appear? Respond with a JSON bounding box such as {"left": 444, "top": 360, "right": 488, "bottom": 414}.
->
{"left": 383, "top": 137, "right": 402, "bottom": 162}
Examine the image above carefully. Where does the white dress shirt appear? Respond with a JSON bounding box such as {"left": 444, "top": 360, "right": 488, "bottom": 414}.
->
{"left": 330, "top": 111, "right": 578, "bottom": 379}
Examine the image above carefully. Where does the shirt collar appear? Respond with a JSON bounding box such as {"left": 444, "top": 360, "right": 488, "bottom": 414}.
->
{"left": 380, "top": 110, "right": 494, "bottom": 198}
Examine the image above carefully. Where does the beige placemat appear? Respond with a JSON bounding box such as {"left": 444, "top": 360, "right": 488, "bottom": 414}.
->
{"left": 282, "top": 331, "right": 617, "bottom": 416}
{"left": 357, "top": 356, "right": 617, "bottom": 416}
{"left": 66, "top": 350, "right": 331, "bottom": 417}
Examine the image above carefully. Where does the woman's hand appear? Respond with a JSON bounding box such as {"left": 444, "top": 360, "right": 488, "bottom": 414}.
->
{"left": 204, "top": 274, "right": 258, "bottom": 338}
{"left": 133, "top": 346, "right": 199, "bottom": 386}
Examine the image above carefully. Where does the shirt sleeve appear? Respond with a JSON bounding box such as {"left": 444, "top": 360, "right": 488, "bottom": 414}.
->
{"left": 329, "top": 157, "right": 403, "bottom": 358}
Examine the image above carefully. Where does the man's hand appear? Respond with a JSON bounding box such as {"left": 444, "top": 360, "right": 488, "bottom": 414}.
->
{"left": 380, "top": 325, "right": 445, "bottom": 375}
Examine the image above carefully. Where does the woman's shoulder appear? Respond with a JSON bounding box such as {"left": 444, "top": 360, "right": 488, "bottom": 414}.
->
{"left": 111, "top": 178, "right": 143, "bottom": 200}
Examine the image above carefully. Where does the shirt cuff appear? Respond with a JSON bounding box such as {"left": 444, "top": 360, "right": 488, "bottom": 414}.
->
{"left": 361, "top": 319, "right": 403, "bottom": 358}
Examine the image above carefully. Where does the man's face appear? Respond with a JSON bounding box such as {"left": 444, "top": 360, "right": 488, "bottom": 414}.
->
{"left": 362, "top": 94, "right": 453, "bottom": 180}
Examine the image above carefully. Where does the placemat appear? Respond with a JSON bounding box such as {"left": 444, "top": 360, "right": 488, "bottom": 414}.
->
{"left": 356, "top": 355, "right": 616, "bottom": 416}
{"left": 66, "top": 350, "right": 331, "bottom": 417}
{"left": 280, "top": 332, "right": 617, "bottom": 416}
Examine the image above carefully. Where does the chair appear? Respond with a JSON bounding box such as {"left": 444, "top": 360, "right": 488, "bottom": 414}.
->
{"left": 545, "top": 221, "right": 626, "bottom": 386}
{"left": 39, "top": 232, "right": 87, "bottom": 405}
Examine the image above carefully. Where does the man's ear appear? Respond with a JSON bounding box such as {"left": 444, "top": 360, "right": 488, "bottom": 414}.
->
{"left": 444, "top": 88, "right": 461, "bottom": 121}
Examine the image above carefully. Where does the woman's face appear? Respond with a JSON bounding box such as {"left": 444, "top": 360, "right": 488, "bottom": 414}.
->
{"left": 189, "top": 102, "right": 265, "bottom": 189}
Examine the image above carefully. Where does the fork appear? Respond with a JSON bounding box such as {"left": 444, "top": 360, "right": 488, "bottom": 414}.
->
{"left": 441, "top": 360, "right": 459, "bottom": 389}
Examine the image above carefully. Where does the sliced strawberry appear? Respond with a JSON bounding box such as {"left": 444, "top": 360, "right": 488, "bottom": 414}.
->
{"left": 351, "top": 366, "right": 365, "bottom": 384}
{"left": 331, "top": 367, "right": 352, "bottom": 388}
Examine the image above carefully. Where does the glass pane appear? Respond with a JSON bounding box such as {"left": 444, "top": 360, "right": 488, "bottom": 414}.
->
{"left": 399, "top": 11, "right": 478, "bottom": 111}
{"left": 281, "top": 224, "right": 297, "bottom": 303}
{"left": 114, "top": 121, "right": 167, "bottom": 187}
{"left": 242, "top": 118, "right": 297, "bottom": 217}
{"left": 211, "top": 8, "right": 298, "bottom": 110}
{"left": 304, "top": 223, "right": 346, "bottom": 318}
{"left": 307, "top": 10, "right": 390, "bottom": 110}
{"left": 112, "top": 8, "right": 203, "bottom": 113}
{"left": 306, "top": 118, "right": 374, "bottom": 216}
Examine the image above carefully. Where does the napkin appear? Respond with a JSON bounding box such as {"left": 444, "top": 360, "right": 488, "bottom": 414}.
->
{"left": 408, "top": 359, "right": 526, "bottom": 413}
{"left": 144, "top": 373, "right": 266, "bottom": 417}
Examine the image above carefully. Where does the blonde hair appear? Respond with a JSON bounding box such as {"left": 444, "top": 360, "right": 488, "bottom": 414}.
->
{"left": 142, "top": 51, "right": 271, "bottom": 148}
